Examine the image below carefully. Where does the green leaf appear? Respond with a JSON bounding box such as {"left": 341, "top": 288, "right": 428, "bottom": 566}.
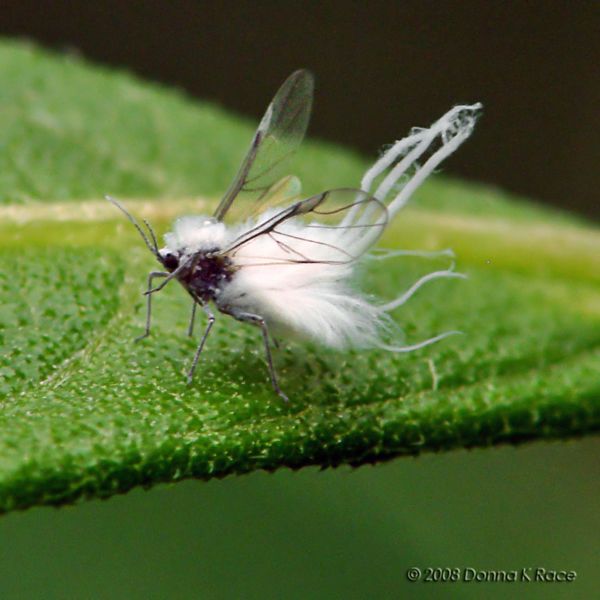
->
{"left": 0, "top": 40, "right": 598, "bottom": 513}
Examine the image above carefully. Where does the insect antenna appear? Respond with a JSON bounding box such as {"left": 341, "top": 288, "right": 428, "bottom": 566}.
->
{"left": 142, "top": 218, "right": 160, "bottom": 255}
{"left": 105, "top": 195, "right": 160, "bottom": 258}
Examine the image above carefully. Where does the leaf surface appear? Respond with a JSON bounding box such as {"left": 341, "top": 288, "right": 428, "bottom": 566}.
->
{"left": 0, "top": 41, "right": 598, "bottom": 512}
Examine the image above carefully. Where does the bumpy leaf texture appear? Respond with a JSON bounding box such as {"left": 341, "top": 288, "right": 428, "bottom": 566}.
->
{"left": 0, "top": 41, "right": 598, "bottom": 512}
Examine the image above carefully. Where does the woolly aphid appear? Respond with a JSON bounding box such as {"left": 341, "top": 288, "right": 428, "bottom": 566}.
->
{"left": 107, "top": 70, "right": 481, "bottom": 401}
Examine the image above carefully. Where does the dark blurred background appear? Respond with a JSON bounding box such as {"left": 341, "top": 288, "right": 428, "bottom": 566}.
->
{"left": 2, "top": 0, "right": 598, "bottom": 217}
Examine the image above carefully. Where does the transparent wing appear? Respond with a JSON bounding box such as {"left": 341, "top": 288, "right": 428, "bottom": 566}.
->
{"left": 221, "top": 188, "right": 388, "bottom": 267}
{"left": 213, "top": 70, "right": 314, "bottom": 222}
{"left": 244, "top": 174, "right": 303, "bottom": 222}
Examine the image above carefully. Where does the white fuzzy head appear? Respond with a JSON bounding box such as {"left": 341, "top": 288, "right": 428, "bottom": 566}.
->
{"left": 162, "top": 215, "right": 228, "bottom": 256}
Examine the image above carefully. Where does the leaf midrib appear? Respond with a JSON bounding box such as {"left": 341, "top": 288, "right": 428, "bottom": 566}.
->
{"left": 1, "top": 197, "right": 599, "bottom": 272}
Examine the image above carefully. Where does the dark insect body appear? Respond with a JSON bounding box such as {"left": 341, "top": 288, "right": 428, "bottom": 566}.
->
{"left": 163, "top": 251, "right": 236, "bottom": 303}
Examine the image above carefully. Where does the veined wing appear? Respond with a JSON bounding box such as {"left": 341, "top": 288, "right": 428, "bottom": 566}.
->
{"left": 220, "top": 188, "right": 388, "bottom": 267}
{"left": 244, "top": 174, "right": 303, "bottom": 222}
{"left": 213, "top": 70, "right": 314, "bottom": 222}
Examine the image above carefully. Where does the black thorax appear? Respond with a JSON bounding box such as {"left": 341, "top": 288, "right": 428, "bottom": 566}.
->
{"left": 178, "top": 252, "right": 235, "bottom": 302}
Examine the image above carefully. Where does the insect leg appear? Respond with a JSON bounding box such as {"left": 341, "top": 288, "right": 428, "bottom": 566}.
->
{"left": 225, "top": 309, "right": 288, "bottom": 402}
{"left": 136, "top": 271, "right": 169, "bottom": 342}
{"left": 187, "top": 304, "right": 216, "bottom": 384}
{"left": 187, "top": 301, "right": 198, "bottom": 337}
